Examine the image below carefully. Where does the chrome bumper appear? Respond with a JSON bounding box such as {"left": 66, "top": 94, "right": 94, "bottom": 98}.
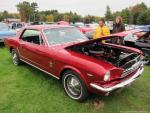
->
{"left": 90, "top": 66, "right": 144, "bottom": 93}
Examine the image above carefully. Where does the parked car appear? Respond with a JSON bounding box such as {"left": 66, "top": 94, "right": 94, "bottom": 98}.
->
{"left": 0, "top": 23, "right": 16, "bottom": 43}
{"left": 79, "top": 26, "right": 94, "bottom": 34}
{"left": 110, "top": 29, "right": 150, "bottom": 64}
{"left": 4, "top": 25, "right": 144, "bottom": 101}
{"left": 11, "top": 22, "right": 23, "bottom": 29}
{"left": 85, "top": 30, "right": 95, "bottom": 39}
{"left": 30, "top": 21, "right": 46, "bottom": 25}
{"left": 72, "top": 22, "right": 85, "bottom": 27}
{"left": 136, "top": 25, "right": 150, "bottom": 32}
{"left": 56, "top": 21, "right": 69, "bottom": 25}
{"left": 85, "top": 23, "right": 98, "bottom": 29}
{"left": 10, "top": 22, "right": 26, "bottom": 32}
{"left": 72, "top": 22, "right": 94, "bottom": 34}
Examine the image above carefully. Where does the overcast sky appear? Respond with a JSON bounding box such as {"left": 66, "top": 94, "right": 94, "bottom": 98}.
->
{"left": 0, "top": 0, "right": 150, "bottom": 16}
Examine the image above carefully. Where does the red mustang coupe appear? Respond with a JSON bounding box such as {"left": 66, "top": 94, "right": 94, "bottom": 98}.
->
{"left": 4, "top": 25, "right": 144, "bottom": 101}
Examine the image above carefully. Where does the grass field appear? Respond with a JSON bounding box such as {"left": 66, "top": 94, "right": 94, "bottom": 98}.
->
{"left": 0, "top": 47, "right": 150, "bottom": 113}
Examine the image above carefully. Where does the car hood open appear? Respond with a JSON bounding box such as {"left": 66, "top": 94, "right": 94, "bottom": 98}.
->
{"left": 65, "top": 35, "right": 142, "bottom": 54}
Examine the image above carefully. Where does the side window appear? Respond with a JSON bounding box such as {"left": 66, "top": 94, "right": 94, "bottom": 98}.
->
{"left": 21, "top": 29, "right": 43, "bottom": 45}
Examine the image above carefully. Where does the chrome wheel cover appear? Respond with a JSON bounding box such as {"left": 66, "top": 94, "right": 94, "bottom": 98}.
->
{"left": 64, "top": 74, "right": 82, "bottom": 99}
{"left": 143, "top": 53, "right": 150, "bottom": 64}
{"left": 12, "top": 52, "right": 18, "bottom": 65}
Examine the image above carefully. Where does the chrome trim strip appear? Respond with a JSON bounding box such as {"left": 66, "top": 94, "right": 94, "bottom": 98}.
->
{"left": 90, "top": 65, "right": 144, "bottom": 92}
{"left": 20, "top": 58, "right": 59, "bottom": 79}
{"left": 16, "top": 48, "right": 21, "bottom": 56}
{"left": 21, "top": 55, "right": 44, "bottom": 68}
{"left": 122, "top": 60, "right": 142, "bottom": 77}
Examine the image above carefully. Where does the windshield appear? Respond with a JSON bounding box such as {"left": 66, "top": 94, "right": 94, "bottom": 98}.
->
{"left": 0, "top": 23, "right": 9, "bottom": 31}
{"left": 44, "top": 27, "right": 88, "bottom": 45}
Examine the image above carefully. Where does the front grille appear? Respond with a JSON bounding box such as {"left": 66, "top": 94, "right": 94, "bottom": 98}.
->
{"left": 121, "top": 55, "right": 142, "bottom": 78}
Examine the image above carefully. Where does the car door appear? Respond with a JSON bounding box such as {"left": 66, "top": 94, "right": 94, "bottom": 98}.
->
{"left": 18, "top": 29, "right": 35, "bottom": 61}
{"left": 18, "top": 29, "right": 54, "bottom": 72}
{"left": 28, "top": 33, "right": 55, "bottom": 72}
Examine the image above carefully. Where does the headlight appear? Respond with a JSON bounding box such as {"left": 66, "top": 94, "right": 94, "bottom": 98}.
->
{"left": 104, "top": 71, "right": 110, "bottom": 81}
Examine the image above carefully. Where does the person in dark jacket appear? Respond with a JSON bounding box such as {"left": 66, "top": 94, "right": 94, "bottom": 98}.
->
{"left": 112, "top": 16, "right": 125, "bottom": 44}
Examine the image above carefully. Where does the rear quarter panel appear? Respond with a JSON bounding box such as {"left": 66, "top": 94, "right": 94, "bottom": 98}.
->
{"left": 4, "top": 37, "right": 20, "bottom": 52}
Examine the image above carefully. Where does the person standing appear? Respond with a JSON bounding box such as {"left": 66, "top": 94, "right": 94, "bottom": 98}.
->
{"left": 112, "top": 16, "right": 125, "bottom": 44}
{"left": 93, "top": 19, "right": 110, "bottom": 42}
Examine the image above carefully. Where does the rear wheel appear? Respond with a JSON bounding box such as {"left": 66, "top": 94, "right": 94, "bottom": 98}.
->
{"left": 11, "top": 49, "right": 21, "bottom": 65}
{"left": 62, "top": 70, "right": 89, "bottom": 102}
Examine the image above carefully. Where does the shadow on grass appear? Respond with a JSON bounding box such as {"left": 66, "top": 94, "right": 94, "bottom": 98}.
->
{"left": 0, "top": 42, "right": 4, "bottom": 48}
{"left": 19, "top": 62, "right": 59, "bottom": 81}
{"left": 18, "top": 62, "right": 129, "bottom": 93}
{"left": 19, "top": 62, "right": 128, "bottom": 102}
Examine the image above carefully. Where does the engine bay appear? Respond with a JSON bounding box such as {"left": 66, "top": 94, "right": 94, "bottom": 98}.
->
{"left": 68, "top": 42, "right": 141, "bottom": 69}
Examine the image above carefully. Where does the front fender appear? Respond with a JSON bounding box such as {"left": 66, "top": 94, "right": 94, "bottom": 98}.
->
{"left": 59, "top": 65, "right": 89, "bottom": 87}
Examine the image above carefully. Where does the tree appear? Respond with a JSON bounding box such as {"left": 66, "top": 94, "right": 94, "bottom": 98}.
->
{"left": 129, "top": 2, "right": 147, "bottom": 24}
{"left": 120, "top": 8, "right": 130, "bottom": 24}
{"left": 63, "top": 14, "right": 70, "bottom": 22}
{"left": 31, "top": 2, "right": 38, "bottom": 21}
{"left": 16, "top": 1, "right": 38, "bottom": 22}
{"left": 3, "top": 10, "right": 9, "bottom": 20}
{"left": 137, "top": 8, "right": 150, "bottom": 25}
{"left": 112, "top": 2, "right": 148, "bottom": 24}
{"left": 46, "top": 15, "right": 54, "bottom": 22}
{"left": 0, "top": 13, "right": 3, "bottom": 21}
{"left": 16, "top": 1, "right": 32, "bottom": 22}
{"left": 72, "top": 13, "right": 82, "bottom": 23}
{"left": 105, "top": 6, "right": 113, "bottom": 21}
{"left": 39, "top": 13, "right": 46, "bottom": 21}
{"left": 31, "top": 2, "right": 38, "bottom": 12}
{"left": 84, "top": 15, "right": 97, "bottom": 23}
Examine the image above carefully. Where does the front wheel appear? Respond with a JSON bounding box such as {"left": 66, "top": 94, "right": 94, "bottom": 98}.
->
{"left": 62, "top": 70, "right": 89, "bottom": 102}
{"left": 11, "top": 49, "right": 21, "bottom": 66}
{"left": 143, "top": 52, "right": 150, "bottom": 65}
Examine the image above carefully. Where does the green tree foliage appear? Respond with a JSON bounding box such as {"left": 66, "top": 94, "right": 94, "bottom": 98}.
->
{"left": 111, "top": 2, "right": 148, "bottom": 25}
{"left": 38, "top": 10, "right": 83, "bottom": 23}
{"left": 30, "top": 2, "right": 38, "bottom": 22}
{"left": 3, "top": 10, "right": 9, "bottom": 19}
{"left": 120, "top": 8, "right": 130, "bottom": 24}
{"left": 0, "top": 11, "right": 19, "bottom": 21}
{"left": 16, "top": 1, "right": 38, "bottom": 22}
{"left": 84, "top": 15, "right": 98, "bottom": 24}
{"left": 137, "top": 8, "right": 150, "bottom": 25}
{"left": 105, "top": 6, "right": 113, "bottom": 21}
{"left": 130, "top": 2, "right": 147, "bottom": 24}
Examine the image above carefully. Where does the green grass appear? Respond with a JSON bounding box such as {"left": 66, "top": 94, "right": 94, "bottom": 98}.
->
{"left": 0, "top": 47, "right": 150, "bottom": 113}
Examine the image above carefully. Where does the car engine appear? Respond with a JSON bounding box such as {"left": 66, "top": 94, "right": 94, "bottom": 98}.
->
{"left": 68, "top": 42, "right": 141, "bottom": 70}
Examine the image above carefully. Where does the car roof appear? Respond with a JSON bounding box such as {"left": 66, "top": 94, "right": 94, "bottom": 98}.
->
{"left": 25, "top": 25, "right": 73, "bottom": 30}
